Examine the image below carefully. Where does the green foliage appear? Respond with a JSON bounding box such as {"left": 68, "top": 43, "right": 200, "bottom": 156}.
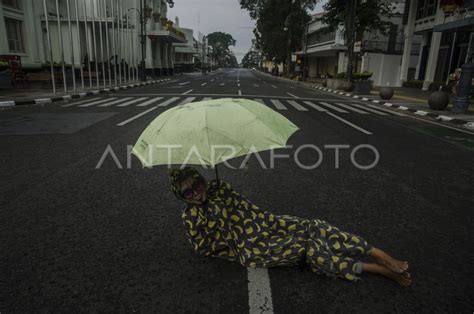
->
{"left": 353, "top": 71, "right": 373, "bottom": 81}
{"left": 240, "top": 0, "right": 317, "bottom": 65}
{"left": 206, "top": 32, "right": 237, "bottom": 68}
{"left": 318, "top": 0, "right": 394, "bottom": 40}
{"left": 242, "top": 50, "right": 261, "bottom": 68}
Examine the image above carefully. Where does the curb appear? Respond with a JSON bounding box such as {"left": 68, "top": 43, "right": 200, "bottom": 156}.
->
{"left": 0, "top": 78, "right": 172, "bottom": 108}
{"left": 253, "top": 70, "right": 473, "bottom": 131}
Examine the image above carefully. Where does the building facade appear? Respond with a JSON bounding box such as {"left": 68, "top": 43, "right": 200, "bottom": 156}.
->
{"left": 305, "top": 1, "right": 422, "bottom": 87}
{"left": 400, "top": 0, "right": 474, "bottom": 90}
{"left": 0, "top": 0, "right": 185, "bottom": 85}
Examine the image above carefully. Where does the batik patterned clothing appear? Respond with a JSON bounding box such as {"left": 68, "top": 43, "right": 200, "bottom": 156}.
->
{"left": 169, "top": 168, "right": 372, "bottom": 282}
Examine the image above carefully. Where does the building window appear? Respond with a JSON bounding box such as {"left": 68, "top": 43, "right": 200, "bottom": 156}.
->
{"left": 416, "top": 0, "right": 438, "bottom": 19}
{"left": 4, "top": 18, "right": 25, "bottom": 53}
{"left": 2, "top": 0, "right": 22, "bottom": 10}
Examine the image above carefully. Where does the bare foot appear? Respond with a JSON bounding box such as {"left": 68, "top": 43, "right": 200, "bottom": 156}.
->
{"left": 363, "top": 263, "right": 411, "bottom": 287}
{"left": 369, "top": 247, "right": 409, "bottom": 274}
{"left": 378, "top": 266, "right": 412, "bottom": 287}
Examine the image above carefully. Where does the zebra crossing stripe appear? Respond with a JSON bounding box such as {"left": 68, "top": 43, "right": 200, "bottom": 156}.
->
{"left": 270, "top": 99, "right": 287, "bottom": 110}
{"left": 118, "top": 97, "right": 150, "bottom": 107}
{"left": 334, "top": 103, "right": 369, "bottom": 114}
{"left": 157, "top": 97, "right": 180, "bottom": 107}
{"left": 116, "top": 106, "right": 159, "bottom": 127}
{"left": 303, "top": 101, "right": 327, "bottom": 112}
{"left": 318, "top": 102, "right": 348, "bottom": 113}
{"left": 62, "top": 97, "right": 101, "bottom": 107}
{"left": 287, "top": 100, "right": 308, "bottom": 111}
{"left": 135, "top": 97, "right": 164, "bottom": 107}
{"left": 99, "top": 98, "right": 133, "bottom": 107}
{"left": 178, "top": 97, "right": 196, "bottom": 105}
{"left": 367, "top": 104, "right": 407, "bottom": 116}
{"left": 79, "top": 98, "right": 118, "bottom": 107}
{"left": 350, "top": 103, "right": 388, "bottom": 116}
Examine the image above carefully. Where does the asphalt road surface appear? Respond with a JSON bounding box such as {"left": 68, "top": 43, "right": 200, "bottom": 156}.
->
{"left": 1, "top": 69, "right": 473, "bottom": 313}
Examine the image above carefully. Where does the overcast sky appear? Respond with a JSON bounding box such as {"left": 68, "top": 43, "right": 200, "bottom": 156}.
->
{"left": 169, "top": 0, "right": 325, "bottom": 63}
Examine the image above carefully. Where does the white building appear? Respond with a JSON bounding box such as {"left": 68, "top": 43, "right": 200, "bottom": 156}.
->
{"left": 0, "top": 0, "right": 185, "bottom": 85}
{"left": 400, "top": 0, "right": 474, "bottom": 90}
{"left": 173, "top": 17, "right": 199, "bottom": 72}
{"left": 305, "top": 1, "right": 422, "bottom": 87}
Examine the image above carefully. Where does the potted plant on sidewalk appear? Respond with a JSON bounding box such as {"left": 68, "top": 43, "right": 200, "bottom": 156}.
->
{"left": 353, "top": 71, "right": 373, "bottom": 95}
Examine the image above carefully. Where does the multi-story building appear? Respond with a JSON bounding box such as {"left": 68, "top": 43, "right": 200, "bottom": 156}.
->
{"left": 400, "top": 0, "right": 474, "bottom": 90}
{"left": 173, "top": 17, "right": 199, "bottom": 73}
{"left": 305, "top": 1, "right": 422, "bottom": 87}
{"left": 0, "top": 0, "right": 185, "bottom": 83}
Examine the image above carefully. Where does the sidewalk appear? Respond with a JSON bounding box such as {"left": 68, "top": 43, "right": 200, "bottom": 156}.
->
{"left": 254, "top": 70, "right": 474, "bottom": 130}
{"left": 0, "top": 78, "right": 172, "bottom": 107}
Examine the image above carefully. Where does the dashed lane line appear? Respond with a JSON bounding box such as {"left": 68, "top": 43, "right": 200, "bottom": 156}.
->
{"left": 182, "top": 89, "right": 193, "bottom": 95}
{"left": 247, "top": 267, "right": 274, "bottom": 314}
{"left": 325, "top": 111, "right": 373, "bottom": 135}
{"left": 286, "top": 92, "right": 299, "bottom": 98}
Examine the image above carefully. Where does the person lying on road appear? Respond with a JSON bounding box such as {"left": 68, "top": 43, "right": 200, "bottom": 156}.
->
{"left": 169, "top": 167, "right": 411, "bottom": 286}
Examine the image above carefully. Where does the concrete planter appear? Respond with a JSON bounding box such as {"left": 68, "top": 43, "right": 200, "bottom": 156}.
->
{"left": 353, "top": 80, "right": 373, "bottom": 95}
{"left": 326, "top": 78, "right": 345, "bottom": 90}
{"left": 428, "top": 91, "right": 450, "bottom": 110}
{"left": 379, "top": 87, "right": 394, "bottom": 100}
{"left": 0, "top": 72, "right": 12, "bottom": 89}
{"left": 342, "top": 81, "right": 354, "bottom": 92}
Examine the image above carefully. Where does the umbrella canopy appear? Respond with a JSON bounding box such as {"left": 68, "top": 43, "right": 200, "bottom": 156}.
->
{"left": 132, "top": 98, "right": 299, "bottom": 167}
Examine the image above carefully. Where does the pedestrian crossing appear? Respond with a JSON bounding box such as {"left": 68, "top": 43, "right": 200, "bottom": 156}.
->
{"left": 61, "top": 95, "right": 402, "bottom": 117}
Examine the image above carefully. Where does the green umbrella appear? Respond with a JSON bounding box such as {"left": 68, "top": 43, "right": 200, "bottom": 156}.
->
{"left": 132, "top": 98, "right": 299, "bottom": 179}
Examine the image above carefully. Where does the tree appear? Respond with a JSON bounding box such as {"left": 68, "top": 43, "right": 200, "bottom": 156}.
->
{"left": 206, "top": 32, "right": 238, "bottom": 68}
{"left": 318, "top": 0, "right": 394, "bottom": 80}
{"left": 242, "top": 50, "right": 261, "bottom": 68}
{"left": 240, "top": 0, "right": 319, "bottom": 76}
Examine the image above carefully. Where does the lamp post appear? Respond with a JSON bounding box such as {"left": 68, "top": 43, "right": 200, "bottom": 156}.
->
{"left": 126, "top": 3, "right": 151, "bottom": 81}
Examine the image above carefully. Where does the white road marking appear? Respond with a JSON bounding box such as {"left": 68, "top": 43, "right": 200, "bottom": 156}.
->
{"left": 325, "top": 112, "right": 373, "bottom": 135}
{"left": 318, "top": 102, "right": 348, "bottom": 113}
{"left": 116, "top": 106, "right": 159, "bottom": 126}
{"left": 271, "top": 85, "right": 277, "bottom": 89}
{"left": 247, "top": 267, "right": 274, "bottom": 314}
{"left": 182, "top": 89, "right": 193, "bottom": 95}
{"left": 334, "top": 103, "right": 369, "bottom": 114}
{"left": 270, "top": 99, "right": 287, "bottom": 110}
{"left": 79, "top": 98, "right": 117, "bottom": 107}
{"left": 287, "top": 100, "right": 308, "bottom": 111}
{"left": 201, "top": 83, "right": 207, "bottom": 86}
{"left": 178, "top": 97, "right": 196, "bottom": 105}
{"left": 238, "top": 83, "right": 241, "bottom": 87}
{"left": 303, "top": 101, "right": 327, "bottom": 112}
{"left": 211, "top": 79, "right": 215, "bottom": 82}
{"left": 115, "top": 97, "right": 149, "bottom": 107}
{"left": 367, "top": 104, "right": 407, "bottom": 116}
{"left": 179, "top": 81, "right": 191, "bottom": 85}
{"left": 286, "top": 92, "right": 299, "bottom": 98}
{"left": 98, "top": 97, "right": 133, "bottom": 107}
{"left": 157, "top": 97, "right": 180, "bottom": 107}
{"left": 350, "top": 103, "right": 388, "bottom": 115}
{"left": 135, "top": 97, "right": 165, "bottom": 107}
{"left": 238, "top": 90, "right": 242, "bottom": 96}
{"left": 62, "top": 97, "right": 101, "bottom": 107}
{"left": 220, "top": 83, "right": 225, "bottom": 86}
